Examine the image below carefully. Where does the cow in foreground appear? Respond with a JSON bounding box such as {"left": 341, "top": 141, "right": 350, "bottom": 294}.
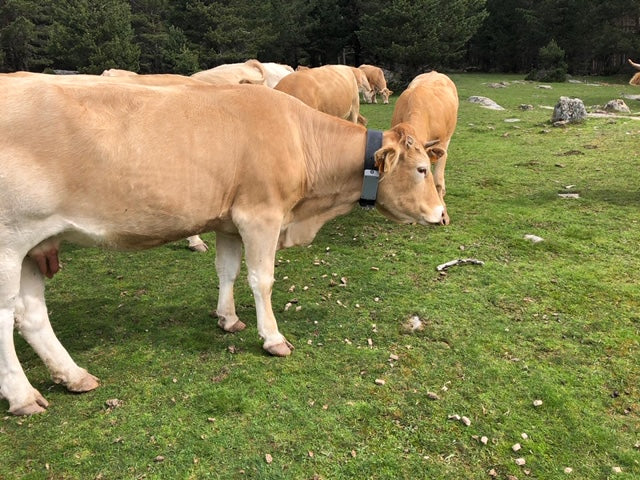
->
{"left": 275, "top": 65, "right": 364, "bottom": 124}
{"left": 0, "top": 77, "right": 446, "bottom": 415}
{"left": 359, "top": 64, "right": 393, "bottom": 104}
{"left": 391, "top": 71, "right": 458, "bottom": 223}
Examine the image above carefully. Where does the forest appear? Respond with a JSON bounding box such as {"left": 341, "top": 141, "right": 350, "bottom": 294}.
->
{"left": 1, "top": 0, "right": 640, "bottom": 83}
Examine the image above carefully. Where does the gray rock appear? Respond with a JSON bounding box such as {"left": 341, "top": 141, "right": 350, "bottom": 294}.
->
{"left": 552, "top": 96, "right": 587, "bottom": 124}
{"left": 603, "top": 99, "right": 630, "bottom": 113}
{"left": 468, "top": 96, "right": 505, "bottom": 110}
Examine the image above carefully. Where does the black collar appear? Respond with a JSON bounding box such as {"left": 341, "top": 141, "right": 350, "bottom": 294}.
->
{"left": 359, "top": 129, "right": 383, "bottom": 208}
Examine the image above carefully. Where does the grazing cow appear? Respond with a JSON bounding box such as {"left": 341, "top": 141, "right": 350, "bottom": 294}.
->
{"left": 191, "top": 59, "right": 266, "bottom": 85}
{"left": 262, "top": 62, "right": 294, "bottom": 88}
{"left": 359, "top": 64, "right": 393, "bottom": 104}
{"left": 0, "top": 76, "right": 446, "bottom": 415}
{"left": 275, "top": 65, "right": 364, "bottom": 124}
{"left": 628, "top": 58, "right": 640, "bottom": 85}
{"left": 350, "top": 67, "right": 375, "bottom": 104}
{"left": 391, "top": 71, "right": 458, "bottom": 223}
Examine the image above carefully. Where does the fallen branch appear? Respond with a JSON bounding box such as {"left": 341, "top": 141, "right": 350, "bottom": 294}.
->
{"left": 436, "top": 258, "right": 485, "bottom": 272}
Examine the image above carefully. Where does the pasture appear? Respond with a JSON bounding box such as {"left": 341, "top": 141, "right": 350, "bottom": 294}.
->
{"left": 1, "top": 73, "right": 639, "bottom": 479}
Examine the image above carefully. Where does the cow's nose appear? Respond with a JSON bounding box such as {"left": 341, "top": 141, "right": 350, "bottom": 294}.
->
{"left": 440, "top": 209, "right": 449, "bottom": 225}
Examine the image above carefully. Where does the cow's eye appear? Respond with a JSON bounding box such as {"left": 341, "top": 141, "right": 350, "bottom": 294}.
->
{"left": 417, "top": 167, "right": 428, "bottom": 176}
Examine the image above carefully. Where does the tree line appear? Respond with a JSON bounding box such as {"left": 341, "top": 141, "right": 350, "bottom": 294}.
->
{"left": 1, "top": 0, "right": 639, "bottom": 84}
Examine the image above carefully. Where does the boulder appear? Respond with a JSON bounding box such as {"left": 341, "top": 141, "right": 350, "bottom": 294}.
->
{"left": 603, "top": 99, "right": 630, "bottom": 114}
{"left": 552, "top": 96, "right": 587, "bottom": 125}
{"left": 468, "top": 96, "right": 504, "bottom": 110}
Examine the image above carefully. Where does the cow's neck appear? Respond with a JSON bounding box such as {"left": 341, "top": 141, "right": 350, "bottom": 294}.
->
{"left": 277, "top": 118, "right": 368, "bottom": 249}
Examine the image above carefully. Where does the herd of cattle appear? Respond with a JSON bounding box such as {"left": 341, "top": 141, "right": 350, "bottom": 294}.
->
{"left": 0, "top": 59, "right": 458, "bottom": 414}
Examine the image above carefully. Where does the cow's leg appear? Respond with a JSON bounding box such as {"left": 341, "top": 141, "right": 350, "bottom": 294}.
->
{"left": 15, "top": 257, "right": 99, "bottom": 397}
{"left": 0, "top": 254, "right": 49, "bottom": 415}
{"left": 240, "top": 221, "right": 293, "bottom": 356}
{"left": 214, "top": 233, "right": 246, "bottom": 333}
{"left": 187, "top": 235, "right": 208, "bottom": 252}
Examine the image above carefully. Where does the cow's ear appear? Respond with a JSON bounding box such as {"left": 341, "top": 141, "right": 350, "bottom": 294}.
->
{"left": 427, "top": 146, "right": 446, "bottom": 164}
{"left": 375, "top": 145, "right": 399, "bottom": 173}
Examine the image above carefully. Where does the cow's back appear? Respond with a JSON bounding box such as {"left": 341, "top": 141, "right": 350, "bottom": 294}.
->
{"left": 391, "top": 71, "right": 458, "bottom": 144}
{"left": 274, "top": 65, "right": 360, "bottom": 122}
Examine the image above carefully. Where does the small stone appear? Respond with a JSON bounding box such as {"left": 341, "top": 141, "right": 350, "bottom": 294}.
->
{"left": 488, "top": 469, "right": 498, "bottom": 477}
{"left": 515, "top": 457, "right": 526, "bottom": 466}
{"left": 461, "top": 416, "right": 471, "bottom": 426}
{"left": 524, "top": 234, "right": 544, "bottom": 243}
{"left": 521, "top": 433, "right": 529, "bottom": 440}
{"left": 265, "top": 453, "right": 273, "bottom": 464}
{"left": 481, "top": 436, "right": 489, "bottom": 445}
{"left": 533, "top": 399, "right": 543, "bottom": 407}
{"left": 426, "top": 392, "right": 440, "bottom": 400}
{"left": 612, "top": 466, "right": 622, "bottom": 474}
{"left": 389, "top": 354, "right": 399, "bottom": 361}
{"left": 564, "top": 467, "right": 573, "bottom": 474}
{"left": 448, "top": 414, "right": 461, "bottom": 421}
{"left": 374, "top": 378, "right": 386, "bottom": 386}
{"left": 154, "top": 456, "right": 165, "bottom": 463}
{"left": 512, "top": 443, "right": 522, "bottom": 452}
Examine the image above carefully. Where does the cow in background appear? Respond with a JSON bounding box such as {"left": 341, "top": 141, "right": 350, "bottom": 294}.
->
{"left": 391, "top": 71, "right": 458, "bottom": 223}
{"left": 350, "top": 67, "right": 375, "bottom": 104}
{"left": 628, "top": 58, "right": 640, "bottom": 85}
{"left": 191, "top": 59, "right": 266, "bottom": 85}
{"left": 275, "top": 65, "right": 365, "bottom": 124}
{"left": 359, "top": 64, "right": 393, "bottom": 104}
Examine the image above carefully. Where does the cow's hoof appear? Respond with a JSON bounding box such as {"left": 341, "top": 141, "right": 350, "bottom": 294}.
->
{"left": 188, "top": 242, "right": 209, "bottom": 252}
{"left": 9, "top": 390, "right": 49, "bottom": 416}
{"left": 215, "top": 313, "right": 246, "bottom": 333}
{"left": 65, "top": 372, "right": 100, "bottom": 393}
{"left": 264, "top": 340, "right": 294, "bottom": 357}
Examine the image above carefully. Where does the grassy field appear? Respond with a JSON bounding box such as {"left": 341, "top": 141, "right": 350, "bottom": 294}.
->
{"left": 2, "top": 74, "right": 639, "bottom": 479}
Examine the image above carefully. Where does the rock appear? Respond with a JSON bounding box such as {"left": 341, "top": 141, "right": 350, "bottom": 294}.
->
{"left": 524, "top": 234, "right": 544, "bottom": 243}
{"left": 519, "top": 104, "right": 534, "bottom": 111}
{"left": 552, "top": 96, "right": 587, "bottom": 124}
{"left": 603, "top": 99, "right": 630, "bottom": 113}
{"left": 487, "top": 82, "right": 508, "bottom": 88}
{"left": 468, "top": 96, "right": 505, "bottom": 110}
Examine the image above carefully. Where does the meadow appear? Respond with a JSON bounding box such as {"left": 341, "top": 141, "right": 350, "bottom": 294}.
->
{"left": 1, "top": 73, "right": 639, "bottom": 479}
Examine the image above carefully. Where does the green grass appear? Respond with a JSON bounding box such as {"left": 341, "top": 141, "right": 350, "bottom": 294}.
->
{"left": 2, "top": 74, "right": 639, "bottom": 479}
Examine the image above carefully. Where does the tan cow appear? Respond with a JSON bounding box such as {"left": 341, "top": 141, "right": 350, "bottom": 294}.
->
{"left": 391, "top": 71, "right": 458, "bottom": 223}
{"left": 191, "top": 59, "right": 266, "bottom": 85}
{"left": 350, "top": 66, "right": 375, "bottom": 103}
{"left": 0, "top": 76, "right": 446, "bottom": 415}
{"left": 94, "top": 71, "right": 211, "bottom": 251}
{"left": 628, "top": 58, "right": 640, "bottom": 85}
{"left": 359, "top": 64, "right": 393, "bottom": 104}
{"left": 274, "top": 65, "right": 363, "bottom": 124}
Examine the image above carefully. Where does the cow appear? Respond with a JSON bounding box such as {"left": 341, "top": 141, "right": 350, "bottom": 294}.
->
{"left": 191, "top": 59, "right": 266, "bottom": 85}
{"left": 0, "top": 76, "right": 446, "bottom": 415}
{"left": 358, "top": 64, "right": 393, "bottom": 104}
{"left": 275, "top": 65, "right": 364, "bottom": 124}
{"left": 262, "top": 62, "right": 294, "bottom": 88}
{"left": 391, "top": 71, "right": 458, "bottom": 223}
{"left": 350, "top": 66, "right": 375, "bottom": 104}
{"left": 97, "top": 71, "right": 210, "bottom": 252}
{"left": 628, "top": 58, "right": 640, "bottom": 85}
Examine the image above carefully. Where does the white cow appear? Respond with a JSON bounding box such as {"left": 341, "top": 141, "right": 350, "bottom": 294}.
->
{"left": 0, "top": 75, "right": 446, "bottom": 414}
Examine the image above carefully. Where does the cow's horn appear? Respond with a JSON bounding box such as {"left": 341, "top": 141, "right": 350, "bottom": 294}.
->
{"left": 424, "top": 139, "right": 440, "bottom": 148}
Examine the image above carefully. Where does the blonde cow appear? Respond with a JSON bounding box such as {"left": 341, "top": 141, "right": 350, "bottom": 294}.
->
{"left": 0, "top": 76, "right": 447, "bottom": 415}
{"left": 628, "top": 58, "right": 640, "bottom": 85}
{"left": 99, "top": 70, "right": 211, "bottom": 251}
{"left": 350, "top": 67, "right": 375, "bottom": 104}
{"left": 191, "top": 59, "right": 266, "bottom": 85}
{"left": 358, "top": 64, "right": 393, "bottom": 104}
{"left": 391, "top": 71, "right": 458, "bottom": 223}
{"left": 275, "top": 65, "right": 364, "bottom": 124}
{"left": 262, "top": 62, "right": 294, "bottom": 88}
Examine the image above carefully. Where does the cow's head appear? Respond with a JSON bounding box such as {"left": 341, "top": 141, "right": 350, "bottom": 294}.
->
{"left": 362, "top": 87, "right": 375, "bottom": 104}
{"left": 381, "top": 87, "right": 393, "bottom": 104}
{"left": 374, "top": 123, "right": 447, "bottom": 225}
